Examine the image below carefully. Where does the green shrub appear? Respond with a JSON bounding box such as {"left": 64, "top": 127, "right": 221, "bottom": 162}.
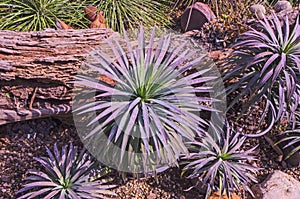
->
{"left": 0, "top": 0, "right": 89, "bottom": 31}
{"left": 86, "top": 0, "right": 173, "bottom": 33}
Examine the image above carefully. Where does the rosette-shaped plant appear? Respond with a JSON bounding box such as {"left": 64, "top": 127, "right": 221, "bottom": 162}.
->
{"left": 182, "top": 124, "right": 258, "bottom": 198}
{"left": 0, "top": 0, "right": 88, "bottom": 31}
{"left": 73, "top": 26, "right": 218, "bottom": 173}
{"left": 17, "top": 144, "right": 116, "bottom": 199}
{"left": 85, "top": 0, "right": 172, "bottom": 33}
{"left": 278, "top": 111, "right": 300, "bottom": 158}
{"left": 225, "top": 13, "right": 300, "bottom": 136}
{"left": 280, "top": 130, "right": 300, "bottom": 158}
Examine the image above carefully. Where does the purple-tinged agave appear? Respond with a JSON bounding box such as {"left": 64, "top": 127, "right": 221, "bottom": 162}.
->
{"left": 278, "top": 111, "right": 300, "bottom": 159}
{"left": 276, "top": 86, "right": 300, "bottom": 160}
{"left": 182, "top": 124, "right": 258, "bottom": 198}
{"left": 225, "top": 13, "right": 300, "bottom": 136}
{"left": 73, "top": 26, "right": 218, "bottom": 173}
{"left": 17, "top": 144, "right": 116, "bottom": 199}
{"left": 280, "top": 130, "right": 300, "bottom": 159}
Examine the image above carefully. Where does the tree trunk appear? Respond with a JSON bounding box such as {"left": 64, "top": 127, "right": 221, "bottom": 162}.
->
{"left": 0, "top": 28, "right": 115, "bottom": 125}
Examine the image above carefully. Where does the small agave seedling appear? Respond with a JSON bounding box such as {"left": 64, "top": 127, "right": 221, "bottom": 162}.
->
{"left": 17, "top": 144, "right": 116, "bottom": 199}
{"left": 73, "top": 26, "right": 218, "bottom": 173}
{"left": 225, "top": 13, "right": 300, "bottom": 136}
{"left": 182, "top": 124, "right": 258, "bottom": 198}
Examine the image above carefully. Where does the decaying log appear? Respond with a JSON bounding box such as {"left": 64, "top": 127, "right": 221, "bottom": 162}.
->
{"left": 0, "top": 28, "right": 116, "bottom": 125}
{"left": 0, "top": 27, "right": 219, "bottom": 126}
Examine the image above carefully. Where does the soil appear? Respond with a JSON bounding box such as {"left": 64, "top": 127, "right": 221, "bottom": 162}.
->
{"left": 1, "top": 112, "right": 300, "bottom": 199}
{"left": 0, "top": 118, "right": 203, "bottom": 199}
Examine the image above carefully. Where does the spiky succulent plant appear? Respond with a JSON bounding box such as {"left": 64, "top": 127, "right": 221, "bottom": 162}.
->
{"left": 278, "top": 111, "right": 300, "bottom": 158}
{"left": 280, "top": 130, "right": 300, "bottom": 158}
{"left": 83, "top": 0, "right": 172, "bottom": 33}
{"left": 182, "top": 124, "right": 258, "bottom": 198}
{"left": 73, "top": 26, "right": 218, "bottom": 173}
{"left": 225, "top": 13, "right": 300, "bottom": 136}
{"left": 17, "top": 144, "right": 116, "bottom": 199}
{"left": 0, "top": 0, "right": 88, "bottom": 31}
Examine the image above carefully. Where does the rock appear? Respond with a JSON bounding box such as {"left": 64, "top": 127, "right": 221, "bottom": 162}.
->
{"left": 250, "top": 4, "right": 266, "bottom": 19}
{"left": 252, "top": 170, "right": 300, "bottom": 199}
{"left": 180, "top": 2, "right": 216, "bottom": 32}
{"left": 84, "top": 5, "right": 98, "bottom": 21}
{"left": 182, "top": 29, "right": 201, "bottom": 37}
{"left": 147, "top": 192, "right": 157, "bottom": 199}
{"left": 274, "top": 0, "right": 293, "bottom": 12}
{"left": 275, "top": 7, "right": 299, "bottom": 25}
{"left": 208, "top": 191, "right": 241, "bottom": 199}
{"left": 209, "top": 50, "right": 232, "bottom": 60}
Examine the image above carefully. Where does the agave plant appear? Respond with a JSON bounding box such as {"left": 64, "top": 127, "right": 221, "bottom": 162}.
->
{"left": 84, "top": 0, "right": 172, "bottom": 33}
{"left": 225, "top": 13, "right": 300, "bottom": 136}
{"left": 182, "top": 124, "right": 258, "bottom": 198}
{"left": 278, "top": 110, "right": 300, "bottom": 158}
{"left": 0, "top": 0, "right": 88, "bottom": 31}
{"left": 17, "top": 144, "right": 116, "bottom": 199}
{"left": 73, "top": 26, "right": 218, "bottom": 173}
{"left": 280, "top": 130, "right": 300, "bottom": 159}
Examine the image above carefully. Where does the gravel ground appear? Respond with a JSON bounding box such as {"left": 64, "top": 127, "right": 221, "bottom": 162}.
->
{"left": 0, "top": 115, "right": 300, "bottom": 199}
{"left": 0, "top": 118, "right": 82, "bottom": 198}
{"left": 0, "top": 118, "right": 203, "bottom": 199}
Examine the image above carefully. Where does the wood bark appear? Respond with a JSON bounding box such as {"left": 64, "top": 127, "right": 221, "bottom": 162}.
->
{"left": 0, "top": 28, "right": 115, "bottom": 125}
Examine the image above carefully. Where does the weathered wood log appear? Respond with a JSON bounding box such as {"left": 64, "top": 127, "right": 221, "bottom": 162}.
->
{"left": 0, "top": 28, "right": 116, "bottom": 126}
{"left": 0, "top": 27, "right": 224, "bottom": 126}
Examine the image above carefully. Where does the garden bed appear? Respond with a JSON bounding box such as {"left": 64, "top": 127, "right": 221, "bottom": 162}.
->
{"left": 1, "top": 116, "right": 300, "bottom": 198}
{"left": 0, "top": 1, "right": 300, "bottom": 198}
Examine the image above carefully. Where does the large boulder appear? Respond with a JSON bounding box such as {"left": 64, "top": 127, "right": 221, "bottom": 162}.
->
{"left": 274, "top": 0, "right": 293, "bottom": 12}
{"left": 275, "top": 7, "right": 299, "bottom": 25}
{"left": 252, "top": 170, "right": 300, "bottom": 199}
{"left": 180, "top": 2, "right": 216, "bottom": 32}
